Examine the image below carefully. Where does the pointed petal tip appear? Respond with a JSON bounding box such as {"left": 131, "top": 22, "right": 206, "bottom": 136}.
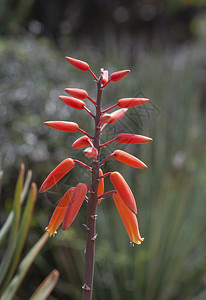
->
{"left": 62, "top": 223, "right": 67, "bottom": 231}
{"left": 38, "top": 186, "right": 43, "bottom": 193}
{"left": 65, "top": 56, "right": 71, "bottom": 61}
{"left": 133, "top": 208, "right": 137, "bottom": 214}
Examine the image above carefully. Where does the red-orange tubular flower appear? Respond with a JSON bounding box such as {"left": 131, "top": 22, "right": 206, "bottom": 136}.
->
{"left": 64, "top": 88, "right": 88, "bottom": 100}
{"left": 39, "top": 158, "right": 75, "bottom": 193}
{"left": 110, "top": 171, "right": 137, "bottom": 214}
{"left": 117, "top": 133, "right": 152, "bottom": 144}
{"left": 109, "top": 108, "right": 128, "bottom": 124}
{"left": 113, "top": 192, "right": 144, "bottom": 245}
{"left": 63, "top": 183, "right": 87, "bottom": 230}
{"left": 59, "top": 96, "right": 85, "bottom": 110}
{"left": 65, "top": 56, "right": 89, "bottom": 71}
{"left": 113, "top": 150, "right": 148, "bottom": 169}
{"left": 72, "top": 135, "right": 91, "bottom": 149}
{"left": 118, "top": 98, "right": 149, "bottom": 108}
{"left": 84, "top": 147, "right": 98, "bottom": 159}
{"left": 44, "top": 121, "right": 79, "bottom": 132}
{"left": 45, "top": 187, "right": 75, "bottom": 237}
{"left": 110, "top": 70, "right": 130, "bottom": 82}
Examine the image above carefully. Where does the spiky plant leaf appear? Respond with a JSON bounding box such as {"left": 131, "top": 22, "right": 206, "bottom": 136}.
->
{"left": 0, "top": 164, "right": 24, "bottom": 285}
{"left": 1, "top": 233, "right": 48, "bottom": 300}
{"left": 0, "top": 183, "right": 37, "bottom": 293}
{"left": 0, "top": 169, "right": 32, "bottom": 245}
{"left": 29, "top": 269, "right": 59, "bottom": 300}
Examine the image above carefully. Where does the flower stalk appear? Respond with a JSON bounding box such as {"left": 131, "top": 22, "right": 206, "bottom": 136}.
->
{"left": 82, "top": 75, "right": 103, "bottom": 300}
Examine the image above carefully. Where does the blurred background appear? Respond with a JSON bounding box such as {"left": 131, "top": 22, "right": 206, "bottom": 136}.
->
{"left": 1, "top": 0, "right": 206, "bottom": 299}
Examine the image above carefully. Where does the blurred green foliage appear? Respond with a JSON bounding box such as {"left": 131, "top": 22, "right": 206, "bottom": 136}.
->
{"left": 0, "top": 165, "right": 59, "bottom": 299}
{"left": 1, "top": 0, "right": 206, "bottom": 47}
{"left": 1, "top": 31, "right": 206, "bottom": 300}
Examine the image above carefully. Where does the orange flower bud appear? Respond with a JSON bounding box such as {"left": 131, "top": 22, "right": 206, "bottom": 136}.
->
{"left": 65, "top": 56, "right": 89, "bottom": 71}
{"left": 44, "top": 121, "right": 79, "bottom": 132}
{"left": 113, "top": 192, "right": 144, "bottom": 245}
{"left": 90, "top": 169, "right": 104, "bottom": 204}
{"left": 64, "top": 88, "right": 88, "bottom": 100}
{"left": 113, "top": 150, "right": 147, "bottom": 169}
{"left": 110, "top": 171, "right": 137, "bottom": 214}
{"left": 84, "top": 147, "right": 98, "bottom": 159}
{"left": 100, "top": 113, "right": 111, "bottom": 124}
{"left": 62, "top": 183, "right": 87, "bottom": 230}
{"left": 117, "top": 133, "right": 153, "bottom": 144}
{"left": 110, "top": 70, "right": 130, "bottom": 82}
{"left": 45, "top": 187, "right": 75, "bottom": 237}
{"left": 39, "top": 158, "right": 75, "bottom": 193}
{"left": 72, "top": 135, "right": 91, "bottom": 149}
{"left": 109, "top": 108, "right": 128, "bottom": 124}
{"left": 118, "top": 98, "right": 149, "bottom": 108}
{"left": 59, "top": 96, "right": 85, "bottom": 110}
{"left": 102, "top": 70, "right": 108, "bottom": 84}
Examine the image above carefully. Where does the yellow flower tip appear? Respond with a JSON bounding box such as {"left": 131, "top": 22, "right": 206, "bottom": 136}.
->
{"left": 130, "top": 240, "right": 142, "bottom": 246}
{"left": 131, "top": 237, "right": 144, "bottom": 246}
{"left": 45, "top": 226, "right": 57, "bottom": 237}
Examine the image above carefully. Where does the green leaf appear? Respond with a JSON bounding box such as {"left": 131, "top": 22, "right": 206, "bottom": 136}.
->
{"left": 29, "top": 269, "right": 59, "bottom": 300}
{"left": 0, "top": 212, "right": 14, "bottom": 246}
{"left": 20, "top": 169, "right": 32, "bottom": 205}
{"left": 1, "top": 233, "right": 48, "bottom": 300}
{"left": 0, "top": 183, "right": 37, "bottom": 293}
{"left": 0, "top": 169, "right": 32, "bottom": 245}
{"left": 0, "top": 164, "right": 24, "bottom": 286}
